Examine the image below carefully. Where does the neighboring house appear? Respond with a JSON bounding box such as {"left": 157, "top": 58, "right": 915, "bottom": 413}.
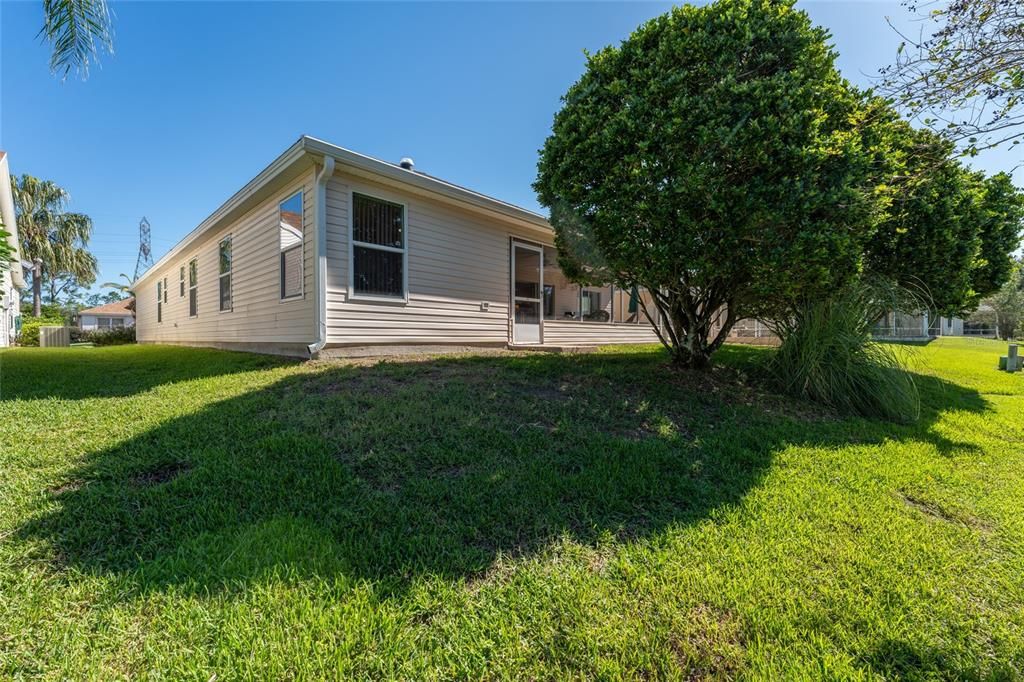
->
{"left": 872, "top": 311, "right": 965, "bottom": 339}
{"left": 134, "top": 136, "right": 660, "bottom": 357}
{"left": 0, "top": 151, "right": 25, "bottom": 348}
{"left": 77, "top": 298, "right": 136, "bottom": 331}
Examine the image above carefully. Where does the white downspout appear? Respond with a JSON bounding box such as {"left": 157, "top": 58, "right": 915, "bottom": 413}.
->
{"left": 307, "top": 155, "right": 335, "bottom": 358}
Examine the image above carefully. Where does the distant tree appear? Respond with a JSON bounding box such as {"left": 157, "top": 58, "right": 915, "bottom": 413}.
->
{"left": 11, "top": 175, "right": 98, "bottom": 317}
{"left": 82, "top": 290, "right": 121, "bottom": 307}
{"left": 38, "top": 0, "right": 114, "bottom": 79}
{"left": 970, "top": 260, "right": 1024, "bottom": 338}
{"left": 882, "top": 0, "right": 1024, "bottom": 154}
{"left": 99, "top": 272, "right": 136, "bottom": 312}
{"left": 45, "top": 271, "right": 90, "bottom": 306}
{"left": 100, "top": 272, "right": 133, "bottom": 296}
{"left": 535, "top": 0, "right": 880, "bottom": 367}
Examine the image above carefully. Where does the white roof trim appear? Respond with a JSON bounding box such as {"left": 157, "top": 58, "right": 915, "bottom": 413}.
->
{"left": 136, "top": 136, "right": 551, "bottom": 285}
{"left": 302, "top": 136, "right": 549, "bottom": 229}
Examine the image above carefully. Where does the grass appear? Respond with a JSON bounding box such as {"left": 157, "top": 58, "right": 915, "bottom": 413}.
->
{"left": 0, "top": 338, "right": 1022, "bottom": 679}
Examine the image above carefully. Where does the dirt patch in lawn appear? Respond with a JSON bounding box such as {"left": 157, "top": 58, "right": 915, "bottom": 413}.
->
{"left": 670, "top": 603, "right": 747, "bottom": 680}
{"left": 130, "top": 462, "right": 192, "bottom": 487}
{"left": 899, "top": 491, "right": 992, "bottom": 531}
{"left": 48, "top": 480, "right": 85, "bottom": 496}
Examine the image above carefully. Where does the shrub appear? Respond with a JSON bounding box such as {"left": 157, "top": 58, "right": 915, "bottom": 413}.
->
{"left": 769, "top": 282, "right": 921, "bottom": 423}
{"left": 82, "top": 326, "right": 136, "bottom": 346}
{"left": 534, "top": 0, "right": 880, "bottom": 368}
{"left": 17, "top": 317, "right": 67, "bottom": 347}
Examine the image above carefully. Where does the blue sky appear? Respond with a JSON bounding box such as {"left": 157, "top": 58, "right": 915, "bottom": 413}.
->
{"left": 1, "top": 1, "right": 1020, "bottom": 292}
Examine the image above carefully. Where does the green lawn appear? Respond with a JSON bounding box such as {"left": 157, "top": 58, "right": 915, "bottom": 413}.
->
{"left": 0, "top": 339, "right": 1022, "bottom": 679}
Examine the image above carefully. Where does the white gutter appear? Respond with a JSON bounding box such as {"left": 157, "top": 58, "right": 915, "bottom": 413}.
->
{"left": 307, "top": 155, "right": 335, "bottom": 357}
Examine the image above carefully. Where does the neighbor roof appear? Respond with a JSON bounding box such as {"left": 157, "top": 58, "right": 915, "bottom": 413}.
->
{"left": 136, "top": 136, "right": 551, "bottom": 285}
{"left": 79, "top": 297, "right": 135, "bottom": 316}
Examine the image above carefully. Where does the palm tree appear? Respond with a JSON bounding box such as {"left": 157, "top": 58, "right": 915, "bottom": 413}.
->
{"left": 11, "top": 175, "right": 98, "bottom": 317}
{"left": 100, "top": 272, "right": 136, "bottom": 312}
{"left": 39, "top": 0, "right": 114, "bottom": 79}
{"left": 100, "top": 272, "right": 133, "bottom": 295}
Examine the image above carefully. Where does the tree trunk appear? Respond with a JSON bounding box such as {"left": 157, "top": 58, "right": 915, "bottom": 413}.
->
{"left": 32, "top": 259, "right": 42, "bottom": 318}
{"left": 670, "top": 345, "right": 713, "bottom": 369}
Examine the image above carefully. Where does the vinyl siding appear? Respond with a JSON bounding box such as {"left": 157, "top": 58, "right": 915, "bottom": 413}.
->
{"left": 542, "top": 321, "right": 660, "bottom": 346}
{"left": 325, "top": 172, "right": 518, "bottom": 346}
{"left": 324, "top": 171, "right": 661, "bottom": 348}
{"left": 135, "top": 172, "right": 316, "bottom": 349}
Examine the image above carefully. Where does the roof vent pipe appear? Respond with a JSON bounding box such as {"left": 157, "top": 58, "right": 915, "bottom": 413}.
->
{"left": 399, "top": 157, "right": 414, "bottom": 170}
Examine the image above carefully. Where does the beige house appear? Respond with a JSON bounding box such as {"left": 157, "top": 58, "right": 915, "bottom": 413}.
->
{"left": 134, "top": 137, "right": 660, "bottom": 358}
{"left": 78, "top": 298, "right": 135, "bottom": 331}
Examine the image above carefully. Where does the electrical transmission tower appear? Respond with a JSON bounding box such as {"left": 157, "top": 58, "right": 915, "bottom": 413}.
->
{"left": 133, "top": 217, "right": 153, "bottom": 281}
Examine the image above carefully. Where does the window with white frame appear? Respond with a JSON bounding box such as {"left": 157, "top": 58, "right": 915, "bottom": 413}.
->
{"left": 219, "top": 236, "right": 232, "bottom": 312}
{"left": 156, "top": 280, "right": 163, "bottom": 323}
{"left": 98, "top": 317, "right": 112, "bottom": 330}
{"left": 163, "top": 277, "right": 168, "bottom": 304}
{"left": 351, "top": 192, "right": 405, "bottom": 298}
{"left": 179, "top": 265, "right": 185, "bottom": 297}
{"left": 279, "top": 192, "right": 303, "bottom": 299}
{"left": 188, "top": 258, "right": 198, "bottom": 317}
{"left": 112, "top": 318, "right": 125, "bottom": 329}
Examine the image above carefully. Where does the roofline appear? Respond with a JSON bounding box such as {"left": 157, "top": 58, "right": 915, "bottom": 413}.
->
{"left": 138, "top": 137, "right": 308, "bottom": 283}
{"left": 301, "top": 136, "right": 549, "bottom": 227}
{"left": 78, "top": 309, "right": 134, "bottom": 316}
{"left": 137, "top": 136, "right": 551, "bottom": 285}
{"left": 0, "top": 152, "right": 26, "bottom": 289}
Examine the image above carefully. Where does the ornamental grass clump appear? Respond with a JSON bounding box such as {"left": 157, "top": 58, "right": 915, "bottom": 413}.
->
{"left": 770, "top": 282, "right": 921, "bottom": 423}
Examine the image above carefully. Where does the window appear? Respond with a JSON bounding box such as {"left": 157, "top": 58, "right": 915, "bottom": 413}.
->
{"left": 219, "top": 236, "right": 232, "bottom": 312}
{"left": 188, "top": 258, "right": 198, "bottom": 317}
{"left": 98, "top": 317, "right": 112, "bottom": 330}
{"left": 279, "top": 191, "right": 303, "bottom": 299}
{"left": 112, "top": 318, "right": 125, "bottom": 329}
{"left": 351, "top": 192, "right": 406, "bottom": 298}
{"left": 156, "top": 280, "right": 163, "bottom": 323}
{"left": 163, "top": 277, "right": 168, "bottom": 304}
{"left": 179, "top": 266, "right": 185, "bottom": 297}
{"left": 580, "top": 286, "right": 611, "bottom": 322}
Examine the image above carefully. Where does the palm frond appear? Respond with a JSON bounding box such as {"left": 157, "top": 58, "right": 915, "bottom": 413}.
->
{"left": 38, "top": 0, "right": 114, "bottom": 80}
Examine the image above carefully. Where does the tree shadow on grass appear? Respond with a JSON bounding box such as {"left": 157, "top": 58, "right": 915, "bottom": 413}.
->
{"left": 15, "top": 345, "right": 990, "bottom": 598}
{"left": 863, "top": 638, "right": 1020, "bottom": 681}
{"left": 0, "top": 345, "right": 294, "bottom": 400}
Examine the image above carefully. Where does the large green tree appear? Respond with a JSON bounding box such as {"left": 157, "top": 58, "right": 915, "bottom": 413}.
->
{"left": 972, "top": 173, "right": 1024, "bottom": 299}
{"left": 11, "top": 175, "right": 97, "bottom": 317}
{"left": 864, "top": 122, "right": 1023, "bottom": 316}
{"left": 535, "top": 0, "right": 879, "bottom": 367}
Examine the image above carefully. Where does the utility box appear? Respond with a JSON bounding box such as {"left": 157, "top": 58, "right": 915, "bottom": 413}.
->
{"left": 39, "top": 326, "right": 71, "bottom": 348}
{"left": 1000, "top": 344, "right": 1020, "bottom": 372}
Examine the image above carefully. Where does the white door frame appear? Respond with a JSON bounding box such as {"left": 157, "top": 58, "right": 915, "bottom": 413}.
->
{"left": 511, "top": 240, "right": 543, "bottom": 345}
